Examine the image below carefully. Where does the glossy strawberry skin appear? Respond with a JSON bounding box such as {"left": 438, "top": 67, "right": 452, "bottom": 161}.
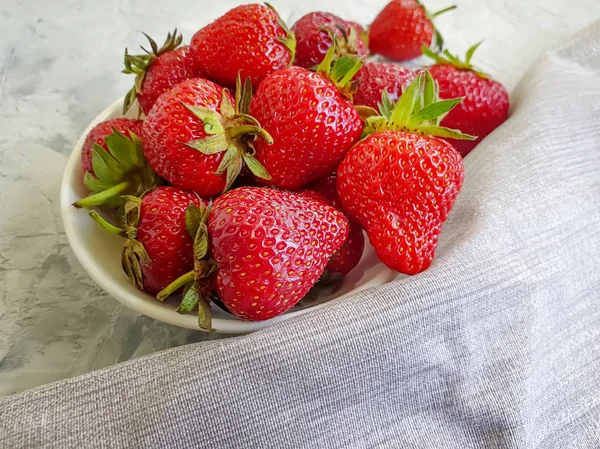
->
{"left": 142, "top": 78, "right": 234, "bottom": 196}
{"left": 354, "top": 62, "right": 415, "bottom": 110}
{"left": 208, "top": 187, "right": 349, "bottom": 321}
{"left": 291, "top": 12, "right": 369, "bottom": 69}
{"left": 369, "top": 0, "right": 433, "bottom": 61}
{"left": 427, "top": 64, "right": 510, "bottom": 157}
{"left": 81, "top": 118, "right": 143, "bottom": 173}
{"left": 136, "top": 187, "right": 206, "bottom": 295}
{"left": 302, "top": 175, "right": 365, "bottom": 275}
{"left": 249, "top": 66, "right": 363, "bottom": 190}
{"left": 337, "top": 131, "right": 463, "bottom": 274}
{"left": 190, "top": 4, "right": 293, "bottom": 89}
{"left": 137, "top": 46, "right": 204, "bottom": 116}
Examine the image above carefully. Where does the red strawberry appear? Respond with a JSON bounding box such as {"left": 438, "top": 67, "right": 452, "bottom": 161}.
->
{"left": 89, "top": 186, "right": 206, "bottom": 295}
{"left": 122, "top": 30, "right": 204, "bottom": 116}
{"left": 423, "top": 45, "right": 510, "bottom": 157}
{"left": 142, "top": 77, "right": 273, "bottom": 197}
{"left": 75, "top": 118, "right": 160, "bottom": 209}
{"left": 81, "top": 118, "right": 142, "bottom": 173}
{"left": 291, "top": 12, "right": 369, "bottom": 69}
{"left": 354, "top": 62, "right": 415, "bottom": 110}
{"left": 337, "top": 72, "right": 470, "bottom": 274}
{"left": 369, "top": 0, "right": 455, "bottom": 61}
{"left": 249, "top": 51, "right": 363, "bottom": 190}
{"left": 302, "top": 175, "right": 365, "bottom": 275}
{"left": 208, "top": 186, "right": 349, "bottom": 321}
{"left": 190, "top": 4, "right": 295, "bottom": 89}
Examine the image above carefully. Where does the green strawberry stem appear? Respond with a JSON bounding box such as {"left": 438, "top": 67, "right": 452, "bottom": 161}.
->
{"left": 226, "top": 125, "right": 273, "bottom": 143}
{"left": 430, "top": 5, "right": 457, "bottom": 19}
{"left": 73, "top": 180, "right": 130, "bottom": 209}
{"left": 88, "top": 210, "right": 127, "bottom": 236}
{"left": 156, "top": 270, "right": 195, "bottom": 301}
{"left": 417, "top": 2, "right": 457, "bottom": 51}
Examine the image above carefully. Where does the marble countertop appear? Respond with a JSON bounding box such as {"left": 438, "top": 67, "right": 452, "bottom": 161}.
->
{"left": 0, "top": 0, "right": 597, "bottom": 397}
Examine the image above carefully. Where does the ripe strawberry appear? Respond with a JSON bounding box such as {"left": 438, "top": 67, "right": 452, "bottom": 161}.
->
{"left": 302, "top": 175, "right": 365, "bottom": 275}
{"left": 208, "top": 186, "right": 349, "bottom": 321}
{"left": 81, "top": 118, "right": 142, "bottom": 173}
{"left": 190, "top": 4, "right": 295, "bottom": 89}
{"left": 142, "top": 77, "right": 273, "bottom": 197}
{"left": 89, "top": 186, "right": 206, "bottom": 295}
{"left": 249, "top": 49, "right": 363, "bottom": 190}
{"left": 291, "top": 12, "right": 369, "bottom": 69}
{"left": 423, "top": 44, "right": 510, "bottom": 157}
{"left": 354, "top": 62, "right": 415, "bottom": 110}
{"left": 74, "top": 118, "right": 160, "bottom": 209}
{"left": 337, "top": 72, "right": 471, "bottom": 274}
{"left": 369, "top": 0, "right": 455, "bottom": 61}
{"left": 122, "top": 29, "right": 204, "bottom": 116}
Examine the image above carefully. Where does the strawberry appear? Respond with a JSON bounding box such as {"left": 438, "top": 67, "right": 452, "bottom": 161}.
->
{"left": 337, "top": 71, "right": 472, "bottom": 274}
{"left": 422, "top": 44, "right": 510, "bottom": 157}
{"left": 88, "top": 186, "right": 206, "bottom": 296}
{"left": 249, "top": 48, "right": 363, "bottom": 190}
{"left": 369, "top": 0, "right": 455, "bottom": 61}
{"left": 190, "top": 4, "right": 295, "bottom": 89}
{"left": 291, "top": 12, "right": 369, "bottom": 69}
{"left": 74, "top": 118, "right": 161, "bottom": 209}
{"left": 122, "top": 29, "right": 204, "bottom": 116}
{"left": 354, "top": 62, "right": 415, "bottom": 110}
{"left": 142, "top": 76, "right": 273, "bottom": 197}
{"left": 302, "top": 175, "right": 365, "bottom": 275}
{"left": 208, "top": 186, "right": 349, "bottom": 321}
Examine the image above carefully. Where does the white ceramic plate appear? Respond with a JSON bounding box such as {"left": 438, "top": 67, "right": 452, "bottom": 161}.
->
{"left": 60, "top": 99, "right": 398, "bottom": 333}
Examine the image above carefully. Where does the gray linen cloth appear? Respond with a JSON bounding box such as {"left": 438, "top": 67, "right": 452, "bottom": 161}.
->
{"left": 2, "top": 22, "right": 600, "bottom": 449}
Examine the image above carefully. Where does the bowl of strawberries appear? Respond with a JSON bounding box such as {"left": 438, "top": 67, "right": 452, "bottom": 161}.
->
{"left": 61, "top": 1, "right": 509, "bottom": 332}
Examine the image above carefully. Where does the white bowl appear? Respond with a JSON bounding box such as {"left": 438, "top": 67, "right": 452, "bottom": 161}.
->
{"left": 60, "top": 98, "right": 399, "bottom": 333}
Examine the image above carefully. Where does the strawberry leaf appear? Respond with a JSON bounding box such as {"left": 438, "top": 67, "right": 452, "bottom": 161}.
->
{"left": 216, "top": 145, "right": 239, "bottom": 175}
{"left": 417, "top": 125, "right": 477, "bottom": 140}
{"left": 185, "top": 204, "right": 203, "bottom": 240}
{"left": 91, "top": 144, "right": 125, "bottom": 185}
{"left": 83, "top": 172, "right": 110, "bottom": 193}
{"left": 185, "top": 134, "right": 228, "bottom": 154}
{"left": 409, "top": 98, "right": 463, "bottom": 125}
{"left": 390, "top": 73, "right": 424, "bottom": 129}
{"left": 197, "top": 295, "right": 214, "bottom": 332}
{"left": 193, "top": 224, "right": 209, "bottom": 261}
{"left": 177, "top": 283, "right": 200, "bottom": 314}
{"left": 181, "top": 103, "right": 225, "bottom": 135}
{"left": 223, "top": 154, "right": 243, "bottom": 192}
{"left": 242, "top": 154, "right": 272, "bottom": 180}
{"left": 331, "top": 55, "right": 362, "bottom": 86}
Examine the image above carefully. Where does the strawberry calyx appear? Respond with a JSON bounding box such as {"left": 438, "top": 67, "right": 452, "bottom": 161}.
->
{"left": 316, "top": 43, "right": 363, "bottom": 99}
{"left": 122, "top": 29, "right": 183, "bottom": 115}
{"left": 73, "top": 128, "right": 162, "bottom": 209}
{"left": 265, "top": 2, "right": 296, "bottom": 63}
{"left": 156, "top": 202, "right": 217, "bottom": 332}
{"left": 312, "top": 25, "right": 365, "bottom": 68}
{"left": 183, "top": 75, "right": 273, "bottom": 193}
{"left": 87, "top": 196, "right": 151, "bottom": 291}
{"left": 363, "top": 70, "right": 476, "bottom": 140}
{"left": 422, "top": 42, "right": 489, "bottom": 79}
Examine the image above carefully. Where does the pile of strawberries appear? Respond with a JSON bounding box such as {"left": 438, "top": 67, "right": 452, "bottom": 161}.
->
{"left": 74, "top": 1, "right": 509, "bottom": 330}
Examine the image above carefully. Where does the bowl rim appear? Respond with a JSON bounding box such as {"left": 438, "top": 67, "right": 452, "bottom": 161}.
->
{"left": 60, "top": 98, "right": 396, "bottom": 333}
